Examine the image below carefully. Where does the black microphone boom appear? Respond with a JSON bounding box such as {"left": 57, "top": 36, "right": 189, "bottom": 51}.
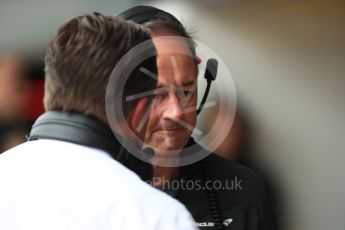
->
{"left": 197, "top": 58, "right": 218, "bottom": 115}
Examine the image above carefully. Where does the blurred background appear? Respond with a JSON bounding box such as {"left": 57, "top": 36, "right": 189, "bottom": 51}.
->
{"left": 1, "top": 0, "right": 344, "bottom": 229}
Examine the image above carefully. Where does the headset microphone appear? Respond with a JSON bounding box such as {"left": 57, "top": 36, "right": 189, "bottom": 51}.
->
{"left": 197, "top": 58, "right": 218, "bottom": 115}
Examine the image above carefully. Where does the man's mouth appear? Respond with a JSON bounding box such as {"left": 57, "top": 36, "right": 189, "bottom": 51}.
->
{"left": 154, "top": 125, "right": 185, "bottom": 132}
{"left": 159, "top": 127, "right": 184, "bottom": 132}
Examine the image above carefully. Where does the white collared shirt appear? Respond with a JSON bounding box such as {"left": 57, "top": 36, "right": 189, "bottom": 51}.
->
{"left": 0, "top": 139, "right": 197, "bottom": 230}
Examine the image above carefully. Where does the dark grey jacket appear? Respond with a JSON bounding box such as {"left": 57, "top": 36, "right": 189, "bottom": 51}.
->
{"left": 159, "top": 139, "right": 278, "bottom": 230}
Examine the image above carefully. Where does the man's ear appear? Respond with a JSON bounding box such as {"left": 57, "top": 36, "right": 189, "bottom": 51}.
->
{"left": 128, "top": 97, "right": 150, "bottom": 137}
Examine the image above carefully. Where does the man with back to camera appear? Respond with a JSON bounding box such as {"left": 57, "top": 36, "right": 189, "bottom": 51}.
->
{"left": 118, "top": 6, "right": 278, "bottom": 230}
{"left": 0, "top": 13, "right": 198, "bottom": 230}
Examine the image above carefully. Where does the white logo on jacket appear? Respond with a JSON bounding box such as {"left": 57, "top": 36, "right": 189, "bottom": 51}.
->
{"left": 196, "top": 218, "right": 233, "bottom": 227}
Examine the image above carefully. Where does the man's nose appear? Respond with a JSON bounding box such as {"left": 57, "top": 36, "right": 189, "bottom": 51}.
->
{"left": 162, "top": 93, "right": 184, "bottom": 121}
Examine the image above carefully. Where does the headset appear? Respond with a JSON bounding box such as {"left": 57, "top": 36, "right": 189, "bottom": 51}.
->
{"left": 118, "top": 5, "right": 218, "bottom": 115}
{"left": 28, "top": 111, "right": 154, "bottom": 182}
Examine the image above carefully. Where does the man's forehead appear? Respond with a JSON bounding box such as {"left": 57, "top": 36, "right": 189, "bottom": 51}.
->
{"left": 152, "top": 36, "right": 192, "bottom": 56}
{"left": 157, "top": 53, "right": 195, "bottom": 69}
{"left": 156, "top": 53, "right": 196, "bottom": 86}
{"left": 152, "top": 36, "right": 196, "bottom": 87}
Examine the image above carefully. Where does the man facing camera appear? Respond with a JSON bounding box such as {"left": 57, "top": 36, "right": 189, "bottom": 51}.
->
{"left": 0, "top": 13, "right": 197, "bottom": 230}
{"left": 119, "top": 6, "right": 278, "bottom": 230}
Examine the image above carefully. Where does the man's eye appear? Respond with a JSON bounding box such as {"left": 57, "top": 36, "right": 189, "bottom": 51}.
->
{"left": 183, "top": 91, "right": 192, "bottom": 96}
{"left": 176, "top": 90, "right": 191, "bottom": 100}
{"left": 153, "top": 92, "right": 165, "bottom": 100}
{"left": 179, "top": 90, "right": 192, "bottom": 97}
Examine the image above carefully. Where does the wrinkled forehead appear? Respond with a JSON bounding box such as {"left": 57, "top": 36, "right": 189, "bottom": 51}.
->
{"left": 152, "top": 36, "right": 196, "bottom": 86}
{"left": 152, "top": 36, "right": 192, "bottom": 56}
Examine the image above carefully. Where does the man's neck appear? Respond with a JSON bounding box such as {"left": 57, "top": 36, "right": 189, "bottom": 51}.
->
{"left": 151, "top": 165, "right": 179, "bottom": 187}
